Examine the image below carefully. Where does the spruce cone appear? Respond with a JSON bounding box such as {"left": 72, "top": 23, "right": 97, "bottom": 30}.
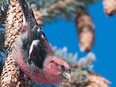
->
{"left": 103, "top": 0, "right": 116, "bottom": 16}
{"left": 86, "top": 73, "right": 110, "bottom": 87}
{"left": 75, "top": 7, "right": 95, "bottom": 52}
{"left": 1, "top": 0, "right": 43, "bottom": 86}
{"left": 5, "top": 0, "right": 23, "bottom": 51}
{"left": 5, "top": 2, "right": 43, "bottom": 51}
{"left": 1, "top": 0, "right": 29, "bottom": 86}
{"left": 0, "top": 54, "right": 30, "bottom": 87}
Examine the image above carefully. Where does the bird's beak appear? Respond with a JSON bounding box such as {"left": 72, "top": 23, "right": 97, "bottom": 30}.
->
{"left": 62, "top": 72, "right": 71, "bottom": 81}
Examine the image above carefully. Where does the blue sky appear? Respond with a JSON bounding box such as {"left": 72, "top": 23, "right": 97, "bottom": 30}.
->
{"left": 43, "top": 1, "right": 116, "bottom": 87}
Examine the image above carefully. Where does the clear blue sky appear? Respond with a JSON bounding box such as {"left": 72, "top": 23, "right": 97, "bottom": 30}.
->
{"left": 43, "top": 1, "right": 116, "bottom": 87}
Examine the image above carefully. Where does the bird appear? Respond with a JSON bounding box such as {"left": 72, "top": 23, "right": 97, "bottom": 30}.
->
{"left": 11, "top": 0, "right": 71, "bottom": 84}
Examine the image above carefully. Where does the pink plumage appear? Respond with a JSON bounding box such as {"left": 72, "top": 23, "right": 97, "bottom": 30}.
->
{"left": 12, "top": 0, "right": 71, "bottom": 84}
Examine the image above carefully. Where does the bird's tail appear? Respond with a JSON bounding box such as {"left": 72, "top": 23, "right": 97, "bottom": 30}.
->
{"left": 19, "top": 0, "right": 36, "bottom": 24}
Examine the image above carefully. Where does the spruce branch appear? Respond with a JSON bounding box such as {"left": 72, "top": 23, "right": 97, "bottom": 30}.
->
{"left": 0, "top": 0, "right": 110, "bottom": 87}
{"left": 0, "top": 21, "right": 5, "bottom": 49}
{"left": 0, "top": 0, "right": 10, "bottom": 20}
{"left": 28, "top": 0, "right": 98, "bottom": 21}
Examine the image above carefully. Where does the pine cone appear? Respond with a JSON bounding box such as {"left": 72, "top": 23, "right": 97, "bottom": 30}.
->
{"left": 5, "top": 0, "right": 23, "bottom": 51}
{"left": 75, "top": 7, "right": 95, "bottom": 52}
{"left": 1, "top": 0, "right": 43, "bottom": 86}
{"left": 85, "top": 73, "right": 110, "bottom": 87}
{"left": 103, "top": 0, "right": 116, "bottom": 16}
{"left": 5, "top": 1, "right": 43, "bottom": 51}
{"left": 0, "top": 54, "right": 30, "bottom": 87}
{"left": 1, "top": 0, "right": 29, "bottom": 87}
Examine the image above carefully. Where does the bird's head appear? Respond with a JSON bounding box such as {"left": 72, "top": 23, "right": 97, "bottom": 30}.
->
{"left": 44, "top": 56, "right": 71, "bottom": 81}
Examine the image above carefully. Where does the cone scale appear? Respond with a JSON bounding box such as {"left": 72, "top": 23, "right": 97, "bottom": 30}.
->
{"left": 0, "top": 0, "right": 29, "bottom": 86}
{"left": 75, "top": 7, "right": 95, "bottom": 52}
{"left": 103, "top": 0, "right": 116, "bottom": 16}
{"left": 86, "top": 73, "right": 110, "bottom": 87}
{"left": 0, "top": 0, "right": 43, "bottom": 86}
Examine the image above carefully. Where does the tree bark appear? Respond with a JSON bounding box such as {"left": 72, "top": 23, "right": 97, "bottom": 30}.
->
{"left": 75, "top": 7, "right": 95, "bottom": 52}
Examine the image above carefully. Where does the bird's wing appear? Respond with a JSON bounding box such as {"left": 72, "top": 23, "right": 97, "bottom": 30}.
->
{"left": 12, "top": 0, "right": 54, "bottom": 72}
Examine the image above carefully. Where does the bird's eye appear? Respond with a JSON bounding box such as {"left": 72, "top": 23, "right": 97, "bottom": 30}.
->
{"left": 60, "top": 65, "right": 65, "bottom": 71}
{"left": 41, "top": 31, "right": 47, "bottom": 39}
{"left": 69, "top": 69, "right": 71, "bottom": 74}
{"left": 50, "top": 60, "right": 54, "bottom": 63}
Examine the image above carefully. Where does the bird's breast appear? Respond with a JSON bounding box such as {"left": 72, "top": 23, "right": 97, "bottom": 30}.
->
{"left": 12, "top": 48, "right": 62, "bottom": 84}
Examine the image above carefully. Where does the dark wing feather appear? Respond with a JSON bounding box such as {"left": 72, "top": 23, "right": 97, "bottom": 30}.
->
{"left": 12, "top": 0, "right": 54, "bottom": 72}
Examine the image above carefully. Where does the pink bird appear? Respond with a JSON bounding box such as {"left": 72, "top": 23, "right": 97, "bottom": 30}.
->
{"left": 12, "top": 0, "right": 71, "bottom": 84}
